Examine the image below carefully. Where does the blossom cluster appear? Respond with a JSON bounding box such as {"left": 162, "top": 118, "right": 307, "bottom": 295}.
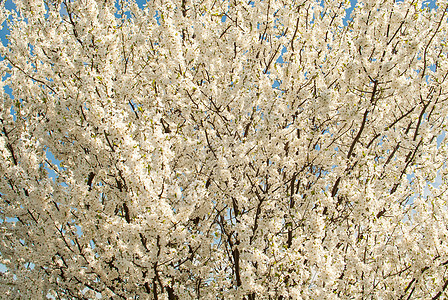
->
{"left": 1, "top": 0, "right": 448, "bottom": 298}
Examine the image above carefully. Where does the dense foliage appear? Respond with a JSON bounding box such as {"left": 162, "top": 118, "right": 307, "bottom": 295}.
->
{"left": 1, "top": 0, "right": 448, "bottom": 298}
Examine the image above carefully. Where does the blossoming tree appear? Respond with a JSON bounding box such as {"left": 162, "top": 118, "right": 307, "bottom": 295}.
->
{"left": 1, "top": 0, "right": 448, "bottom": 298}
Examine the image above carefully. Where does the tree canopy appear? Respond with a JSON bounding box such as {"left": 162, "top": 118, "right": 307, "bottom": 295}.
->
{"left": 1, "top": 0, "right": 448, "bottom": 298}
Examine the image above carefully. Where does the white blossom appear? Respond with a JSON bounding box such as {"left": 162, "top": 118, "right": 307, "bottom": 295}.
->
{"left": 1, "top": 0, "right": 448, "bottom": 298}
